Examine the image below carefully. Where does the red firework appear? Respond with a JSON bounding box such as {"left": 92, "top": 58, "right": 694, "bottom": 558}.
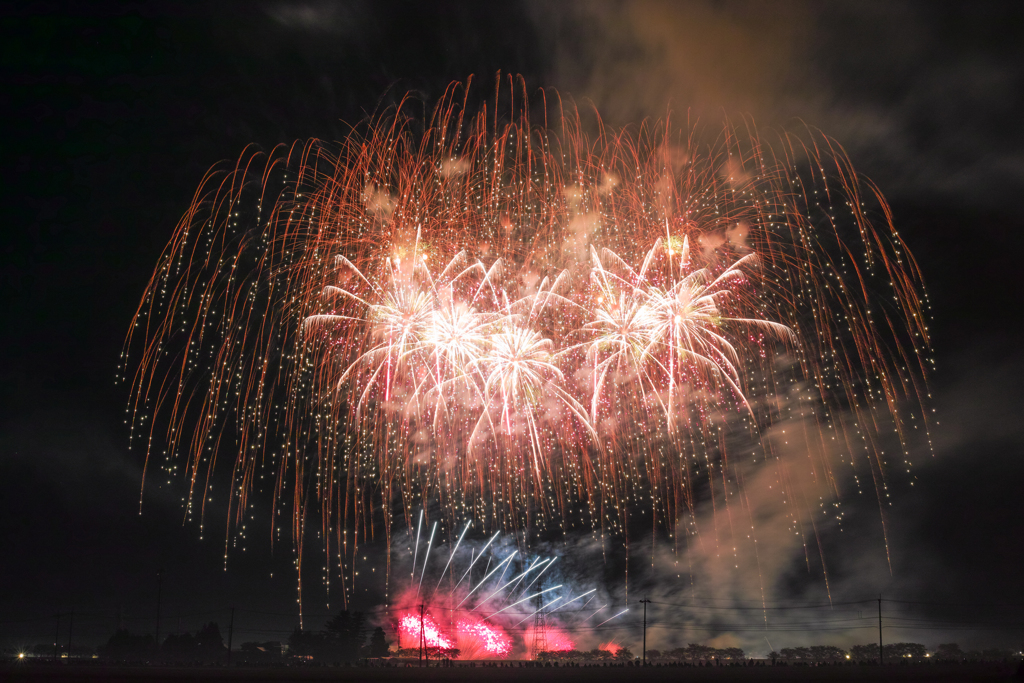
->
{"left": 124, "top": 78, "right": 931, "bottom": 609}
{"left": 456, "top": 619, "right": 513, "bottom": 658}
{"left": 398, "top": 612, "right": 454, "bottom": 650}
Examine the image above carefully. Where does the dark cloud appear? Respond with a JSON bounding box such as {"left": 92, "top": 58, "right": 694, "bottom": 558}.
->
{"left": 264, "top": 1, "right": 366, "bottom": 35}
{"left": 528, "top": 0, "right": 1024, "bottom": 211}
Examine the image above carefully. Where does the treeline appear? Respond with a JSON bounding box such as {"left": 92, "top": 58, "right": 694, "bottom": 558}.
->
{"left": 71, "top": 611, "right": 389, "bottom": 664}
{"left": 537, "top": 645, "right": 743, "bottom": 662}
{"left": 97, "top": 623, "right": 224, "bottom": 662}
{"left": 538, "top": 643, "right": 1020, "bottom": 665}
{"left": 654, "top": 645, "right": 746, "bottom": 661}
{"left": 772, "top": 643, "right": 1020, "bottom": 662}
{"left": 391, "top": 646, "right": 461, "bottom": 660}
{"left": 286, "top": 611, "right": 389, "bottom": 662}
{"left": 537, "top": 648, "right": 635, "bottom": 662}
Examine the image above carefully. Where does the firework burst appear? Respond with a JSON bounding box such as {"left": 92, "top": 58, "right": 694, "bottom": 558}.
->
{"left": 123, "top": 79, "right": 931, "bottom": 609}
{"left": 579, "top": 237, "right": 797, "bottom": 423}
{"left": 390, "top": 519, "right": 610, "bottom": 659}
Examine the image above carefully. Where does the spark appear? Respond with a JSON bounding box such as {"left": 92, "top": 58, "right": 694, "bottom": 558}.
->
{"left": 452, "top": 532, "right": 499, "bottom": 594}
{"left": 489, "top": 585, "right": 562, "bottom": 621}
{"left": 456, "top": 551, "right": 517, "bottom": 608}
{"left": 412, "top": 511, "right": 423, "bottom": 584}
{"left": 479, "top": 557, "right": 548, "bottom": 608}
{"left": 595, "top": 608, "right": 629, "bottom": 628}
{"left": 416, "top": 521, "right": 437, "bottom": 598}
{"left": 434, "top": 520, "right": 472, "bottom": 595}
{"left": 512, "top": 594, "right": 567, "bottom": 627}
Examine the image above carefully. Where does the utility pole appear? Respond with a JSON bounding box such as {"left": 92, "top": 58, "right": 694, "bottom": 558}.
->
{"left": 67, "top": 609, "right": 74, "bottom": 661}
{"left": 419, "top": 603, "right": 425, "bottom": 667}
{"left": 877, "top": 596, "right": 883, "bottom": 665}
{"left": 53, "top": 613, "right": 60, "bottom": 661}
{"left": 531, "top": 582, "right": 548, "bottom": 660}
{"left": 155, "top": 569, "right": 164, "bottom": 652}
{"left": 227, "top": 607, "right": 235, "bottom": 663}
{"left": 640, "top": 598, "right": 651, "bottom": 666}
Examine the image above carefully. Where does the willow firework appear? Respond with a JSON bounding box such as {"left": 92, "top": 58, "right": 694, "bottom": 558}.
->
{"left": 123, "top": 79, "right": 930, "bottom": 607}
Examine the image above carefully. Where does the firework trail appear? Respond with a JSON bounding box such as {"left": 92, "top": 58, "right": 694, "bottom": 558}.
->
{"left": 123, "top": 78, "right": 931, "bottom": 609}
{"left": 391, "top": 519, "right": 615, "bottom": 658}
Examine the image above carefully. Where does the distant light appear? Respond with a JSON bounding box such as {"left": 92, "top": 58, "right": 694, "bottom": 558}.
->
{"left": 18, "top": 653, "right": 25, "bottom": 659}
{"left": 845, "top": 655, "right": 850, "bottom": 659}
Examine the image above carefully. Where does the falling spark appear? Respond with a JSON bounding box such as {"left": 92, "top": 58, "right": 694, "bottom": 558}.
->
{"left": 124, "top": 81, "right": 933, "bottom": 605}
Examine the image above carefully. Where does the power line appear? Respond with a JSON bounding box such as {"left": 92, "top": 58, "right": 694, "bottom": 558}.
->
{"left": 649, "top": 599, "right": 874, "bottom": 610}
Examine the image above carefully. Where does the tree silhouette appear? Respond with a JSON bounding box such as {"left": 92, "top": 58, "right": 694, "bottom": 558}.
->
{"left": 884, "top": 642, "right": 927, "bottom": 660}
{"left": 779, "top": 645, "right": 845, "bottom": 661}
{"left": 323, "top": 610, "right": 366, "bottom": 662}
{"left": 287, "top": 627, "right": 325, "bottom": 659}
{"left": 808, "top": 645, "right": 847, "bottom": 661}
{"left": 195, "top": 622, "right": 225, "bottom": 659}
{"left": 162, "top": 632, "right": 197, "bottom": 661}
{"left": 100, "top": 629, "right": 155, "bottom": 660}
{"left": 368, "top": 626, "right": 389, "bottom": 658}
{"left": 239, "top": 641, "right": 282, "bottom": 662}
{"left": 850, "top": 644, "right": 878, "bottom": 661}
{"left": 685, "top": 643, "right": 715, "bottom": 661}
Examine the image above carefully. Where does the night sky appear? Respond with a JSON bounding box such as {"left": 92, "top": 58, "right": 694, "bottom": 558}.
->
{"left": 2, "top": 1, "right": 1022, "bottom": 655}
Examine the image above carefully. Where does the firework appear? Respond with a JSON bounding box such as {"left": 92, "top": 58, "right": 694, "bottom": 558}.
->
{"left": 398, "top": 612, "right": 454, "bottom": 650}
{"left": 397, "top": 612, "right": 514, "bottom": 659}
{"left": 577, "top": 239, "right": 796, "bottom": 422}
{"left": 389, "top": 517, "right": 607, "bottom": 659}
{"left": 123, "top": 79, "right": 931, "bottom": 608}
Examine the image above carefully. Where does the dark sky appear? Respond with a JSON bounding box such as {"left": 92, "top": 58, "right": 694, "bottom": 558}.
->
{"left": 2, "top": 0, "right": 1022, "bottom": 655}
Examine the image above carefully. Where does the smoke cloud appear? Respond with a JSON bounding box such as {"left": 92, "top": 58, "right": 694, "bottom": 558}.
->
{"left": 528, "top": 0, "right": 1024, "bottom": 210}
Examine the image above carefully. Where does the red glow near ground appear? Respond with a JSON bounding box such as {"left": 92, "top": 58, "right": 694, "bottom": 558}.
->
{"left": 398, "top": 612, "right": 512, "bottom": 657}
{"left": 524, "top": 626, "right": 575, "bottom": 653}
{"left": 457, "top": 619, "right": 512, "bottom": 657}
{"left": 398, "top": 613, "right": 454, "bottom": 649}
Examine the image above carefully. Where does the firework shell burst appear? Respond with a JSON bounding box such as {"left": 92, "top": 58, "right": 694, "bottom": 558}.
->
{"left": 124, "top": 79, "right": 930, "bottom": 607}
{"left": 397, "top": 611, "right": 514, "bottom": 659}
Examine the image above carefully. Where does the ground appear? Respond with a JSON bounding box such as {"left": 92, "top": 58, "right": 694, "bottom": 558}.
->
{"left": 2, "top": 662, "right": 1020, "bottom": 683}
